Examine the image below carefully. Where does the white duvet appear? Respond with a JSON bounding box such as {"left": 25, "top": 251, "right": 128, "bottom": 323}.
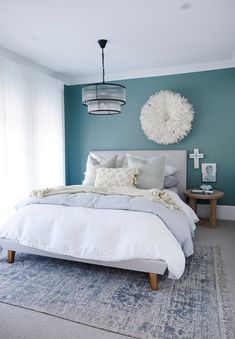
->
{"left": 0, "top": 192, "right": 197, "bottom": 279}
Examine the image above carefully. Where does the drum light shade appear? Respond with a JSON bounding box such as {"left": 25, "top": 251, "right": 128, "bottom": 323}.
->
{"left": 82, "top": 83, "right": 126, "bottom": 115}
{"left": 82, "top": 40, "right": 126, "bottom": 115}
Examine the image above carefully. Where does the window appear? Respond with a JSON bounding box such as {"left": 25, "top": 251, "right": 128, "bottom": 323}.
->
{"left": 0, "top": 58, "right": 65, "bottom": 224}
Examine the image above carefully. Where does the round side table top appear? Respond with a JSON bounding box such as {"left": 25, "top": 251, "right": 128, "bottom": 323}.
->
{"left": 183, "top": 189, "right": 224, "bottom": 200}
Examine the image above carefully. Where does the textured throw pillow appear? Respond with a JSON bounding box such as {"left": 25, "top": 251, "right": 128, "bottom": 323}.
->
{"left": 164, "top": 175, "right": 179, "bottom": 188}
{"left": 95, "top": 167, "right": 139, "bottom": 188}
{"left": 83, "top": 153, "right": 117, "bottom": 186}
{"left": 127, "top": 154, "right": 165, "bottom": 189}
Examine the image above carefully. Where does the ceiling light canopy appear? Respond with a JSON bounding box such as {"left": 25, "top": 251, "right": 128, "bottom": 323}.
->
{"left": 82, "top": 39, "right": 126, "bottom": 115}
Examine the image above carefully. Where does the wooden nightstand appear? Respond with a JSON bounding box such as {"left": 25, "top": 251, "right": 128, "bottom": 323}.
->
{"left": 183, "top": 189, "right": 224, "bottom": 228}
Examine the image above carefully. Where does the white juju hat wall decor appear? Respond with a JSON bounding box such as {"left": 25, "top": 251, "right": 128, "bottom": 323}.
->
{"left": 140, "top": 90, "right": 194, "bottom": 144}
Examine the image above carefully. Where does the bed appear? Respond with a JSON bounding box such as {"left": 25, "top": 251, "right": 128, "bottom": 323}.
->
{"left": 0, "top": 150, "right": 198, "bottom": 290}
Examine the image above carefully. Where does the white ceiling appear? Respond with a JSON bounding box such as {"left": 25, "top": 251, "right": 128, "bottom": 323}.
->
{"left": 0, "top": 0, "right": 235, "bottom": 84}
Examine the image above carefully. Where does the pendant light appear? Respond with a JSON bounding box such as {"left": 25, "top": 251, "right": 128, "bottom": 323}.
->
{"left": 82, "top": 39, "right": 126, "bottom": 115}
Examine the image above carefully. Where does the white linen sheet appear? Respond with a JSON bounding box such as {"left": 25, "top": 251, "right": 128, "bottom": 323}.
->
{"left": 0, "top": 204, "right": 186, "bottom": 279}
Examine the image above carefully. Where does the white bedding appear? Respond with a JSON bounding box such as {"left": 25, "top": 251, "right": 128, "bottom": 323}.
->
{"left": 0, "top": 148, "right": 193, "bottom": 282}
{"left": 168, "top": 186, "right": 178, "bottom": 194}
{"left": 0, "top": 190, "right": 197, "bottom": 279}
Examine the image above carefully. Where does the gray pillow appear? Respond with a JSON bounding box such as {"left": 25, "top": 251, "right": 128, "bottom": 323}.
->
{"left": 83, "top": 153, "right": 117, "bottom": 186}
{"left": 125, "top": 153, "right": 178, "bottom": 175}
{"left": 164, "top": 175, "right": 179, "bottom": 188}
{"left": 127, "top": 154, "right": 165, "bottom": 189}
{"left": 116, "top": 155, "right": 126, "bottom": 168}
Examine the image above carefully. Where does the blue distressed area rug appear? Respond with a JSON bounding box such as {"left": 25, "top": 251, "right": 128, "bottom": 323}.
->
{"left": 0, "top": 246, "right": 233, "bottom": 338}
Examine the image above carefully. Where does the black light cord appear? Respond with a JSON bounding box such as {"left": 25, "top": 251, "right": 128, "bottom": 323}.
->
{"left": 101, "top": 48, "right": 105, "bottom": 83}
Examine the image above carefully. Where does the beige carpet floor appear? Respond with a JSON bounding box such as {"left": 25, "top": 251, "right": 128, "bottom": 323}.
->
{"left": 0, "top": 220, "right": 234, "bottom": 339}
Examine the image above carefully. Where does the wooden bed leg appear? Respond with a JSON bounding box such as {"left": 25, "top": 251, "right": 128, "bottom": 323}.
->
{"left": 149, "top": 273, "right": 158, "bottom": 290}
{"left": 8, "top": 250, "right": 15, "bottom": 264}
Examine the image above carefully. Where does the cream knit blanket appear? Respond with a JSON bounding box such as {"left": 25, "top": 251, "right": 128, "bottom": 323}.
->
{"left": 30, "top": 185, "right": 180, "bottom": 210}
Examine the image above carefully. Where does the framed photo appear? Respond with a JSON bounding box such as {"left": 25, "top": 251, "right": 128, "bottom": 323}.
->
{"left": 201, "top": 163, "right": 216, "bottom": 182}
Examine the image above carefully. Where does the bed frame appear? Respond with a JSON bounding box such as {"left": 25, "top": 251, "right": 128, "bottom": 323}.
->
{"left": 1, "top": 150, "right": 187, "bottom": 290}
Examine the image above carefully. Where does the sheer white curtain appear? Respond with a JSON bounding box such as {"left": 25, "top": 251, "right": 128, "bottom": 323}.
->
{"left": 0, "top": 58, "right": 65, "bottom": 225}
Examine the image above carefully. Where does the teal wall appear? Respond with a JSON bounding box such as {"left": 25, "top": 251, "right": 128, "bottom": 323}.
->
{"left": 64, "top": 68, "right": 235, "bottom": 205}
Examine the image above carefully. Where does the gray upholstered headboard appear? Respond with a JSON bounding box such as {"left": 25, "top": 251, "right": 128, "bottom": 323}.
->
{"left": 92, "top": 150, "right": 186, "bottom": 198}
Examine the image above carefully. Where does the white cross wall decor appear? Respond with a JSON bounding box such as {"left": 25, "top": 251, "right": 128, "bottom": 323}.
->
{"left": 189, "top": 148, "right": 204, "bottom": 169}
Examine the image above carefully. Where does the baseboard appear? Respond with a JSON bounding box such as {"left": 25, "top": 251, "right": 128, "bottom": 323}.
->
{"left": 197, "top": 204, "right": 235, "bottom": 221}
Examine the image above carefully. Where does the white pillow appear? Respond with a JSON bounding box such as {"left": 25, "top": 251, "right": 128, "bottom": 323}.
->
{"left": 164, "top": 164, "right": 178, "bottom": 176}
{"left": 83, "top": 153, "right": 117, "bottom": 186}
{"left": 95, "top": 167, "right": 139, "bottom": 188}
{"left": 127, "top": 154, "right": 165, "bottom": 189}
